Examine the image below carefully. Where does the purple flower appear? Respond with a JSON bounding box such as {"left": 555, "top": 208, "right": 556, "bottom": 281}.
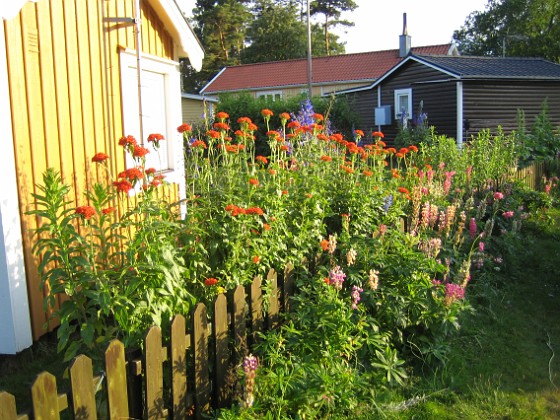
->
{"left": 469, "top": 218, "right": 477, "bottom": 240}
{"left": 351, "top": 285, "right": 363, "bottom": 310}
{"left": 329, "top": 266, "right": 346, "bottom": 290}
{"left": 444, "top": 283, "right": 465, "bottom": 305}
{"left": 503, "top": 211, "right": 514, "bottom": 218}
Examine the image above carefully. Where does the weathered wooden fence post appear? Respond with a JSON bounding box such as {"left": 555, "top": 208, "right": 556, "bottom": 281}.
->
{"left": 144, "top": 326, "right": 166, "bottom": 419}
{"left": 193, "top": 303, "right": 210, "bottom": 418}
{"left": 68, "top": 355, "right": 97, "bottom": 419}
{"left": 213, "top": 293, "right": 229, "bottom": 407}
{"left": 31, "top": 372, "right": 62, "bottom": 419}
{"left": 0, "top": 392, "right": 18, "bottom": 420}
{"left": 105, "top": 340, "right": 129, "bottom": 420}
{"left": 250, "top": 276, "right": 263, "bottom": 346}
{"left": 171, "top": 314, "right": 188, "bottom": 418}
{"left": 267, "top": 269, "right": 279, "bottom": 329}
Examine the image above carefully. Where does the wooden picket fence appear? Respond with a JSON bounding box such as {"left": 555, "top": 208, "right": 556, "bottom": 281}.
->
{"left": 515, "top": 160, "right": 546, "bottom": 190}
{"left": 0, "top": 266, "right": 295, "bottom": 420}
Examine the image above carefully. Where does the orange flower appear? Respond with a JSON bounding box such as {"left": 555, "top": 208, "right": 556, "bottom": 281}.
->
{"left": 312, "top": 113, "right": 324, "bottom": 122}
{"left": 279, "top": 112, "right": 291, "bottom": 122}
{"left": 249, "top": 178, "right": 259, "bottom": 186}
{"left": 206, "top": 130, "right": 220, "bottom": 139}
{"left": 409, "top": 145, "right": 419, "bottom": 152}
{"left": 215, "top": 111, "right": 229, "bottom": 120}
{"left": 177, "top": 123, "right": 192, "bottom": 133}
{"left": 398, "top": 187, "right": 410, "bottom": 194}
{"left": 113, "top": 180, "right": 133, "bottom": 193}
{"left": 191, "top": 140, "right": 207, "bottom": 149}
{"left": 399, "top": 147, "right": 409, "bottom": 154}
{"left": 305, "top": 193, "right": 313, "bottom": 198}
{"left": 92, "top": 152, "right": 109, "bottom": 163}
{"left": 362, "top": 170, "right": 373, "bottom": 177}
{"left": 320, "top": 155, "right": 332, "bottom": 162}
{"left": 75, "top": 205, "right": 96, "bottom": 219}
{"left": 246, "top": 207, "right": 264, "bottom": 215}
{"left": 145, "top": 167, "right": 157, "bottom": 175}
{"left": 280, "top": 145, "right": 289, "bottom": 152}
{"left": 354, "top": 129, "right": 364, "bottom": 137}
{"left": 133, "top": 145, "right": 150, "bottom": 158}
{"left": 256, "top": 155, "right": 269, "bottom": 164}
{"left": 372, "top": 131, "right": 384, "bottom": 138}
{"left": 118, "top": 135, "right": 137, "bottom": 147}
{"left": 147, "top": 133, "right": 164, "bottom": 143}
{"left": 213, "top": 122, "right": 230, "bottom": 131}
{"left": 282, "top": 190, "right": 288, "bottom": 195}
{"left": 205, "top": 278, "right": 218, "bottom": 286}
{"left": 261, "top": 109, "right": 273, "bottom": 118}
{"left": 237, "top": 116, "right": 253, "bottom": 124}
{"left": 266, "top": 130, "right": 281, "bottom": 139}
{"left": 252, "top": 255, "right": 261, "bottom": 264}
{"left": 320, "top": 239, "right": 329, "bottom": 251}
{"left": 102, "top": 206, "right": 116, "bottom": 215}
{"left": 268, "top": 169, "right": 277, "bottom": 176}
{"left": 287, "top": 121, "right": 301, "bottom": 129}
{"left": 263, "top": 223, "right": 271, "bottom": 231}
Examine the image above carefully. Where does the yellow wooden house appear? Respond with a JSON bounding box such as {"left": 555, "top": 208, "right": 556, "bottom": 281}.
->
{"left": 0, "top": 0, "right": 204, "bottom": 354}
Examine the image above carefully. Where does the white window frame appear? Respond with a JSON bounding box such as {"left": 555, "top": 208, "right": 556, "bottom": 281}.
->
{"left": 394, "top": 88, "right": 412, "bottom": 120}
{"left": 119, "top": 49, "right": 185, "bottom": 195}
{"left": 256, "top": 90, "right": 283, "bottom": 101}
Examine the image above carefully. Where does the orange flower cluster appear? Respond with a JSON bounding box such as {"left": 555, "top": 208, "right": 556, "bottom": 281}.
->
{"left": 215, "top": 111, "right": 229, "bottom": 121}
{"left": 191, "top": 140, "right": 207, "bottom": 149}
{"left": 261, "top": 109, "right": 273, "bottom": 118}
{"left": 213, "top": 122, "right": 230, "bottom": 131}
{"left": 75, "top": 205, "right": 96, "bottom": 220}
{"left": 256, "top": 156, "right": 268, "bottom": 165}
{"left": 92, "top": 152, "right": 109, "bottom": 163}
{"left": 225, "top": 204, "right": 265, "bottom": 217}
{"left": 205, "top": 277, "right": 218, "bottom": 286}
{"left": 113, "top": 179, "right": 133, "bottom": 194}
{"left": 118, "top": 167, "right": 143, "bottom": 181}
{"left": 177, "top": 123, "right": 192, "bottom": 133}
{"left": 147, "top": 133, "right": 164, "bottom": 143}
{"left": 133, "top": 145, "right": 150, "bottom": 158}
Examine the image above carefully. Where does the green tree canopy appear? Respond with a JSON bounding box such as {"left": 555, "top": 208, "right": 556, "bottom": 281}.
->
{"left": 453, "top": 0, "right": 560, "bottom": 62}
{"left": 241, "top": 1, "right": 308, "bottom": 62}
{"left": 310, "top": 0, "right": 357, "bottom": 55}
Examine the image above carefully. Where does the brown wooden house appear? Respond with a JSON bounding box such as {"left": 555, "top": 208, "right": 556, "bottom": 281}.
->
{"left": 341, "top": 54, "right": 560, "bottom": 145}
{"left": 0, "top": 0, "right": 203, "bottom": 354}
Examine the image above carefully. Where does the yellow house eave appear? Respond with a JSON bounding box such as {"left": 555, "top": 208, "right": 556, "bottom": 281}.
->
{"left": 147, "top": 0, "right": 204, "bottom": 70}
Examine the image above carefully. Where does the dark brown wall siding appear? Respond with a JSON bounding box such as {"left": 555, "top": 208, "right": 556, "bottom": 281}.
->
{"left": 348, "top": 59, "right": 560, "bottom": 145}
{"left": 463, "top": 81, "right": 560, "bottom": 138}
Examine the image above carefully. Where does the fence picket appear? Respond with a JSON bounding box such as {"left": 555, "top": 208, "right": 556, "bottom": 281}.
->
{"left": 171, "top": 315, "right": 188, "bottom": 418}
{"left": 250, "top": 276, "right": 263, "bottom": 345}
{"left": 193, "top": 303, "right": 210, "bottom": 418}
{"left": 144, "top": 326, "right": 166, "bottom": 419}
{"left": 105, "top": 340, "right": 129, "bottom": 419}
{"left": 68, "top": 355, "right": 97, "bottom": 420}
{"left": 31, "top": 372, "right": 60, "bottom": 419}
{"left": 213, "top": 293, "right": 229, "bottom": 407}
{"left": 283, "top": 263, "right": 295, "bottom": 312}
{"left": 233, "top": 285, "right": 248, "bottom": 362}
{"left": 267, "top": 269, "right": 279, "bottom": 329}
{"left": 0, "top": 392, "right": 18, "bottom": 420}
{"left": 5, "top": 265, "right": 294, "bottom": 419}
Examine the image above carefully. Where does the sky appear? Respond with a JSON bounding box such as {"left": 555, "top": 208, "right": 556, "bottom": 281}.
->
{"left": 183, "top": 0, "right": 490, "bottom": 54}
{"left": 334, "top": 0, "right": 489, "bottom": 53}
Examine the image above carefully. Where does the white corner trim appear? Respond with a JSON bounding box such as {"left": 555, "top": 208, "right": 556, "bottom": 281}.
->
{"left": 1, "top": 0, "right": 36, "bottom": 21}
{"left": 0, "top": 21, "right": 33, "bottom": 354}
{"left": 457, "top": 81, "right": 464, "bottom": 147}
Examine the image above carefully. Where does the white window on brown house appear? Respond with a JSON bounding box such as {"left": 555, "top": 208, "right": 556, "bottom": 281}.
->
{"left": 394, "top": 88, "right": 412, "bottom": 120}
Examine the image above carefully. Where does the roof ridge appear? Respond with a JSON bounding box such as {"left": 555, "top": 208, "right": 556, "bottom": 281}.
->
{"left": 219, "top": 43, "right": 455, "bottom": 70}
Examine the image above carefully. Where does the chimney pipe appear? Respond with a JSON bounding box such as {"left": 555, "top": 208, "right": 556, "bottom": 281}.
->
{"left": 399, "top": 13, "right": 411, "bottom": 57}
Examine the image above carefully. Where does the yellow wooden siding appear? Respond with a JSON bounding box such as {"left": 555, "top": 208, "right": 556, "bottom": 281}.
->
{"left": 182, "top": 98, "right": 214, "bottom": 124}
{"left": 6, "top": 0, "right": 181, "bottom": 340}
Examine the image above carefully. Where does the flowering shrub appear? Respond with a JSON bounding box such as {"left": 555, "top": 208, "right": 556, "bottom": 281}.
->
{"left": 30, "top": 98, "right": 533, "bottom": 417}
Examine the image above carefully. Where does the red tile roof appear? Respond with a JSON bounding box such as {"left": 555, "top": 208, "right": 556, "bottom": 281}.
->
{"left": 201, "top": 44, "right": 455, "bottom": 94}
